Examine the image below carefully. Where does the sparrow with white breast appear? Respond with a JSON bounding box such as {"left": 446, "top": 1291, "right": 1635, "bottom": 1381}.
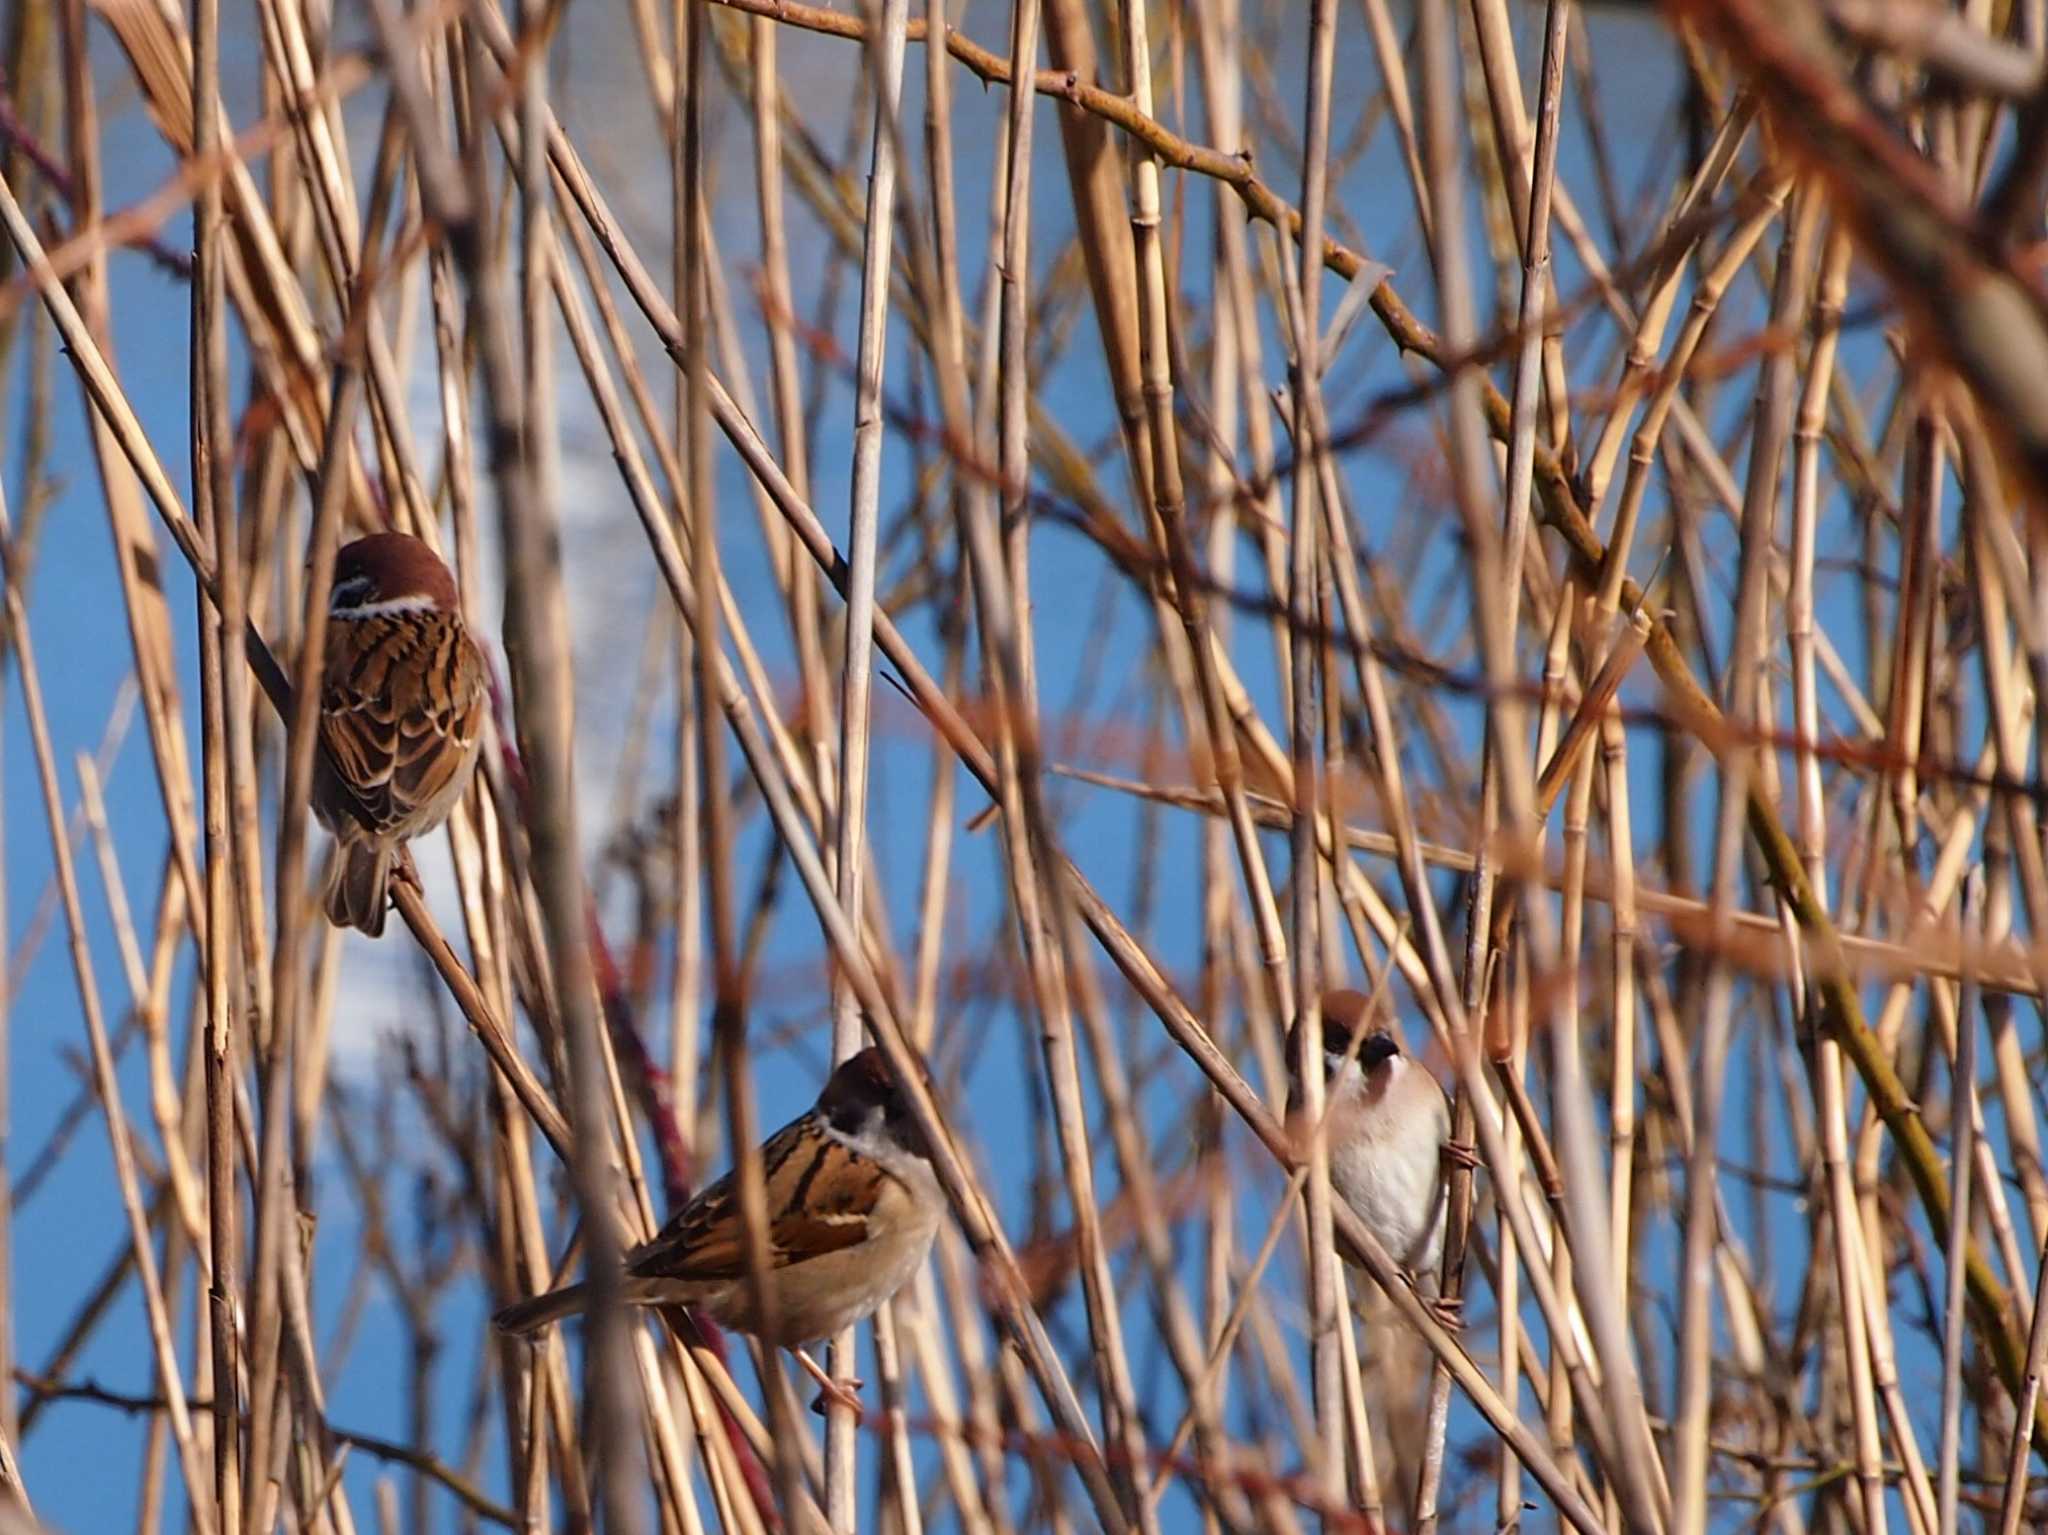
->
{"left": 1288, "top": 989, "right": 1458, "bottom": 1306}
{"left": 313, "top": 532, "right": 486, "bottom": 937}
{"left": 496, "top": 1047, "right": 945, "bottom": 1397}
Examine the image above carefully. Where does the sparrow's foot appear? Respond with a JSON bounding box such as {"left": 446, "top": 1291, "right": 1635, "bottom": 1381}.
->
{"left": 1421, "top": 1290, "right": 1465, "bottom": 1332}
{"left": 808, "top": 1381, "right": 866, "bottom": 1424}
{"left": 393, "top": 846, "right": 424, "bottom": 892}
{"left": 794, "top": 1348, "right": 865, "bottom": 1422}
{"left": 1441, "top": 1138, "right": 1480, "bottom": 1173}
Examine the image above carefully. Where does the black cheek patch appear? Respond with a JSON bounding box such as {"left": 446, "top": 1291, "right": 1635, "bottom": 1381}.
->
{"left": 330, "top": 576, "right": 375, "bottom": 610}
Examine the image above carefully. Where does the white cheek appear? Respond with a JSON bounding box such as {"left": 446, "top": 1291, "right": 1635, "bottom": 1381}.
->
{"left": 332, "top": 593, "right": 437, "bottom": 619}
{"left": 1328, "top": 1060, "right": 1368, "bottom": 1099}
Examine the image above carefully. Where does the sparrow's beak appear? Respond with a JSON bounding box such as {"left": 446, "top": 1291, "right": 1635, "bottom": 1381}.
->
{"left": 1355, "top": 1034, "right": 1399, "bottom": 1072}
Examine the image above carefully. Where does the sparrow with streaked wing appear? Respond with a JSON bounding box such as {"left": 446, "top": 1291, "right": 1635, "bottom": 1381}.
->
{"left": 313, "top": 533, "right": 485, "bottom": 937}
{"left": 495, "top": 1048, "right": 945, "bottom": 1403}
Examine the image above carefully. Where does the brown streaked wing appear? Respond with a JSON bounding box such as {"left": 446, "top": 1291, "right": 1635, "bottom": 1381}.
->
{"left": 320, "top": 613, "right": 481, "bottom": 832}
{"left": 388, "top": 614, "right": 483, "bottom": 818}
{"left": 321, "top": 620, "right": 404, "bottom": 833}
{"left": 626, "top": 1117, "right": 882, "bottom": 1284}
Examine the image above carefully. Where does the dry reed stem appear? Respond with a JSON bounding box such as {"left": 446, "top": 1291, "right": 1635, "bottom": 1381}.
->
{"left": 0, "top": 485, "right": 215, "bottom": 1533}
{"left": 825, "top": 2, "right": 909, "bottom": 1519}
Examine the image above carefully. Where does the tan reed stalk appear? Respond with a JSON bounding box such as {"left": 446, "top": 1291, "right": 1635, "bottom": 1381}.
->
{"left": 685, "top": 0, "right": 800, "bottom": 1522}
{"left": 657, "top": 0, "right": 709, "bottom": 1210}
{"left": 1183, "top": 61, "right": 1280, "bottom": 1502}
{"left": 1458, "top": 0, "right": 1570, "bottom": 1026}
{"left": 203, "top": 24, "right": 269, "bottom": 1146}
{"left": 1525, "top": 593, "right": 1586, "bottom": 1491}
{"left": 245, "top": 339, "right": 364, "bottom": 1535}
{"left": 948, "top": 34, "right": 1161, "bottom": 1503}
{"left": 1938, "top": 873, "right": 1987, "bottom": 1535}
{"left": 1786, "top": 216, "right": 1897, "bottom": 1531}
{"left": 1427, "top": 11, "right": 1570, "bottom": 1529}
{"left": 825, "top": 2, "right": 912, "bottom": 1514}
{"left": 1424, "top": 1, "right": 1674, "bottom": 1524}
{"left": 370, "top": 3, "right": 647, "bottom": 1523}
{"left": 1038, "top": 0, "right": 1146, "bottom": 512}
{"left": 50, "top": 3, "right": 212, "bottom": 976}
{"left": 0, "top": 485, "right": 216, "bottom": 1533}
{"left": 1116, "top": 0, "right": 1300, "bottom": 1043}
{"left": 181, "top": 4, "right": 241, "bottom": 1520}
{"left": 743, "top": 14, "right": 833, "bottom": 781}
{"left": 1599, "top": 701, "right": 1641, "bottom": 1266}
{"left": 1673, "top": 181, "right": 1821, "bottom": 1535}
{"left": 903, "top": 29, "right": 1002, "bottom": 1531}
{"left": 71, "top": 757, "right": 151, "bottom": 1077}
{"left": 1281, "top": 0, "right": 1342, "bottom": 1510}
{"left": 1999, "top": 1225, "right": 2048, "bottom": 1535}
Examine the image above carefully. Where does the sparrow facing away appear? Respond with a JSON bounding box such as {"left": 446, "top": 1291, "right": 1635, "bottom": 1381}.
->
{"left": 495, "top": 1048, "right": 945, "bottom": 1350}
{"left": 313, "top": 533, "right": 485, "bottom": 937}
{"left": 1288, "top": 989, "right": 1453, "bottom": 1285}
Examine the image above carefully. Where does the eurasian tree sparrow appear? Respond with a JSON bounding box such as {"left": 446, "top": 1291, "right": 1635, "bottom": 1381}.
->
{"left": 496, "top": 1048, "right": 945, "bottom": 1363}
{"left": 313, "top": 533, "right": 485, "bottom": 937}
{"left": 1288, "top": 989, "right": 1455, "bottom": 1298}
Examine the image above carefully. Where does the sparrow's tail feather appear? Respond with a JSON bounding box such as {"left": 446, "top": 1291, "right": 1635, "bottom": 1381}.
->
{"left": 325, "top": 841, "right": 393, "bottom": 937}
{"left": 494, "top": 1283, "right": 591, "bottom": 1335}
{"left": 494, "top": 1277, "right": 680, "bottom": 1335}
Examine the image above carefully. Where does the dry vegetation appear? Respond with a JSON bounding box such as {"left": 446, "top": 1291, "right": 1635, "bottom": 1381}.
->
{"left": 6, "top": 0, "right": 2048, "bottom": 1531}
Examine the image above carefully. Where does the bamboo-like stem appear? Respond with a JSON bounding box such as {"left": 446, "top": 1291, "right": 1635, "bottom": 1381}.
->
{"left": 247, "top": 347, "right": 362, "bottom": 1535}
{"left": 1673, "top": 182, "right": 1821, "bottom": 1535}
{"left": 745, "top": 14, "right": 831, "bottom": 791}
{"left": 1937, "top": 873, "right": 1985, "bottom": 1535}
{"left": 186, "top": 0, "right": 240, "bottom": 1526}
{"left": 952, "top": 5, "right": 1161, "bottom": 1505}
{"left": 381, "top": 1, "right": 643, "bottom": 1523}
{"left": 0, "top": 483, "right": 216, "bottom": 1535}
{"left": 1115, "top": 0, "right": 1294, "bottom": 1034}
{"left": 1788, "top": 216, "right": 1893, "bottom": 1533}
{"left": 1426, "top": 6, "right": 1568, "bottom": 1525}
{"left": 679, "top": 0, "right": 801, "bottom": 1523}
{"left": 1997, "top": 1229, "right": 2048, "bottom": 1535}
{"left": 1420, "top": 0, "right": 1669, "bottom": 1521}
{"left": 1286, "top": 0, "right": 1339, "bottom": 1509}
{"left": 825, "top": 0, "right": 911, "bottom": 1517}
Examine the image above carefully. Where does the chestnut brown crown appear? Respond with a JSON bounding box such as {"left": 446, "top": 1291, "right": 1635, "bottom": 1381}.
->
{"left": 329, "top": 532, "right": 461, "bottom": 615}
{"left": 817, "top": 1047, "right": 930, "bottom": 1156}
